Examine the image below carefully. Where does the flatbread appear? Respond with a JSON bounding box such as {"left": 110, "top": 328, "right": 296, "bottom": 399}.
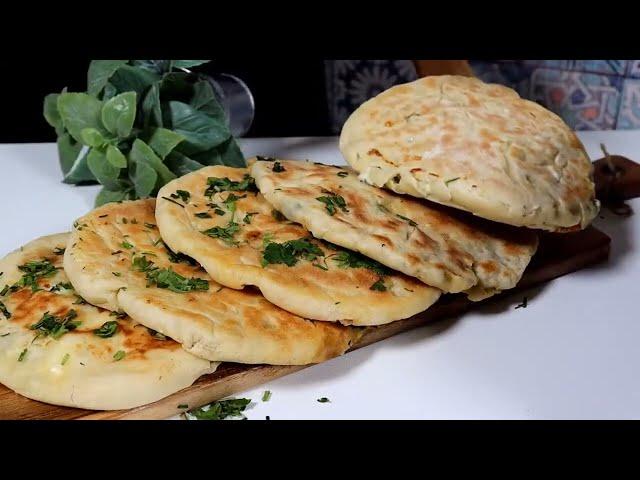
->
{"left": 155, "top": 166, "right": 440, "bottom": 325}
{"left": 250, "top": 159, "right": 538, "bottom": 300}
{"left": 0, "top": 233, "right": 214, "bottom": 410}
{"left": 64, "top": 200, "right": 359, "bottom": 363}
{"left": 339, "top": 75, "right": 600, "bottom": 232}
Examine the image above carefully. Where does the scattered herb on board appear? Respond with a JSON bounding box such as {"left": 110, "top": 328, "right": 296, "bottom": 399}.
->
{"left": 202, "top": 221, "right": 241, "bottom": 246}
{"left": 396, "top": 214, "right": 418, "bottom": 227}
{"left": 272, "top": 161, "right": 285, "bottom": 172}
{"left": 261, "top": 238, "right": 324, "bottom": 267}
{"left": 93, "top": 321, "right": 119, "bottom": 338}
{"left": 18, "top": 348, "right": 28, "bottom": 362}
{"left": 317, "top": 397, "right": 330, "bottom": 403}
{"left": 61, "top": 353, "right": 70, "bottom": 365}
{"left": 369, "top": 278, "right": 387, "bottom": 292}
{"left": 515, "top": 297, "right": 528, "bottom": 309}
{"left": 186, "top": 398, "right": 251, "bottom": 420}
{"left": 30, "top": 310, "right": 81, "bottom": 339}
{"left": 262, "top": 390, "right": 272, "bottom": 402}
{"left": 53, "top": 247, "right": 66, "bottom": 255}
{"left": 445, "top": 177, "right": 460, "bottom": 186}
{"left": 205, "top": 174, "right": 257, "bottom": 197}
{"left": 43, "top": 60, "right": 245, "bottom": 207}
{"left": 331, "top": 250, "right": 390, "bottom": 277}
{"left": 15, "top": 259, "right": 59, "bottom": 293}
{"left": 316, "top": 192, "right": 349, "bottom": 216}
{"left": 121, "top": 240, "right": 134, "bottom": 249}
{"left": 0, "top": 301, "right": 10, "bottom": 319}
{"left": 113, "top": 350, "right": 126, "bottom": 361}
{"left": 195, "top": 212, "right": 212, "bottom": 218}
{"left": 171, "top": 190, "right": 191, "bottom": 203}
{"left": 243, "top": 212, "right": 258, "bottom": 224}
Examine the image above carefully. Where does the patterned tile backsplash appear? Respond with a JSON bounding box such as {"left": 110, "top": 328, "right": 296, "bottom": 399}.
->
{"left": 325, "top": 60, "right": 640, "bottom": 132}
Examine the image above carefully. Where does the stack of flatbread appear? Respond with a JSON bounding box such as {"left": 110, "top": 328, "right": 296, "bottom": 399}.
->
{"left": 0, "top": 75, "right": 599, "bottom": 410}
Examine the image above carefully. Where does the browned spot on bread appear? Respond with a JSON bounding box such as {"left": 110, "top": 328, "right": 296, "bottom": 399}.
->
{"left": 368, "top": 148, "right": 383, "bottom": 157}
{"left": 479, "top": 261, "right": 498, "bottom": 274}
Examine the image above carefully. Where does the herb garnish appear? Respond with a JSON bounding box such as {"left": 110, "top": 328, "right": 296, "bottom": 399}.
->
{"left": 0, "top": 301, "right": 10, "bottom": 319}
{"left": 317, "top": 397, "right": 330, "bottom": 403}
{"left": 178, "top": 404, "right": 189, "bottom": 409}
{"left": 121, "top": 240, "right": 134, "bottom": 249}
{"left": 49, "top": 282, "right": 73, "bottom": 293}
{"left": 132, "top": 255, "right": 209, "bottom": 293}
{"left": 30, "top": 310, "right": 81, "bottom": 339}
{"left": 163, "top": 244, "right": 199, "bottom": 266}
{"left": 144, "top": 223, "right": 156, "bottom": 229}
{"left": 337, "top": 171, "right": 349, "bottom": 178}
{"left": 94, "top": 321, "right": 119, "bottom": 338}
{"left": 61, "top": 353, "right": 70, "bottom": 365}
{"left": 316, "top": 192, "right": 349, "bottom": 216}
{"left": 15, "top": 260, "right": 59, "bottom": 293}
{"left": 445, "top": 177, "right": 460, "bottom": 186}
{"left": 223, "top": 193, "right": 246, "bottom": 214}
{"left": 171, "top": 190, "right": 191, "bottom": 203}
{"left": 187, "top": 398, "right": 251, "bottom": 420}
{"left": 148, "top": 328, "right": 167, "bottom": 341}
{"left": 261, "top": 238, "right": 324, "bottom": 267}
{"left": 262, "top": 390, "right": 272, "bottom": 402}
{"left": 195, "top": 212, "right": 212, "bottom": 218}
{"left": 53, "top": 247, "right": 66, "bottom": 255}
{"left": 369, "top": 278, "right": 387, "bottom": 291}
{"left": 205, "top": 174, "right": 257, "bottom": 197}
{"left": 243, "top": 212, "right": 258, "bottom": 224}
{"left": 18, "top": 348, "right": 28, "bottom": 362}
{"left": 331, "top": 250, "right": 390, "bottom": 277}
{"left": 271, "top": 209, "right": 287, "bottom": 221}
{"left": 113, "top": 350, "right": 126, "bottom": 361}
{"left": 162, "top": 196, "right": 186, "bottom": 208}
{"left": 73, "top": 295, "right": 87, "bottom": 305}
{"left": 202, "top": 221, "right": 241, "bottom": 246}
{"left": 109, "top": 311, "right": 127, "bottom": 319}
{"left": 0, "top": 285, "right": 8, "bottom": 297}
{"left": 112, "top": 272, "right": 122, "bottom": 277}
{"left": 396, "top": 214, "right": 418, "bottom": 227}
{"left": 272, "top": 161, "right": 285, "bottom": 172}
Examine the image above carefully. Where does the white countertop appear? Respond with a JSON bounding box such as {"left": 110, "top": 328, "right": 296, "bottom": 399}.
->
{"left": 1, "top": 131, "right": 639, "bottom": 419}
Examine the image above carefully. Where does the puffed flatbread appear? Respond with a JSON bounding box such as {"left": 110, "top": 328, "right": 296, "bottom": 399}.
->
{"left": 64, "top": 200, "right": 359, "bottom": 363}
{"left": 0, "top": 233, "right": 215, "bottom": 410}
{"left": 250, "top": 159, "right": 538, "bottom": 300}
{"left": 155, "top": 166, "right": 441, "bottom": 325}
{"left": 339, "top": 75, "right": 600, "bottom": 232}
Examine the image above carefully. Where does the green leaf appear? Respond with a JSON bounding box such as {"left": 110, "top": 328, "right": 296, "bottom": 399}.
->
{"left": 142, "top": 84, "right": 162, "bottom": 128}
{"left": 101, "top": 91, "right": 137, "bottom": 138}
{"left": 80, "top": 128, "right": 107, "bottom": 148}
{"left": 56, "top": 133, "right": 83, "bottom": 176}
{"left": 191, "top": 80, "right": 226, "bottom": 120}
{"left": 165, "top": 151, "right": 206, "bottom": 176}
{"left": 172, "top": 60, "right": 210, "bottom": 69}
{"left": 102, "top": 82, "right": 118, "bottom": 101}
{"left": 87, "top": 60, "right": 128, "bottom": 96}
{"left": 106, "top": 145, "right": 127, "bottom": 168}
{"left": 109, "top": 65, "right": 160, "bottom": 97}
{"left": 63, "top": 148, "right": 96, "bottom": 184}
{"left": 95, "top": 187, "right": 130, "bottom": 207}
{"left": 129, "top": 139, "right": 176, "bottom": 186}
{"left": 218, "top": 138, "right": 246, "bottom": 167}
{"left": 57, "top": 93, "right": 107, "bottom": 143}
{"left": 148, "top": 128, "right": 184, "bottom": 159}
{"left": 131, "top": 161, "right": 157, "bottom": 198}
{"left": 87, "top": 148, "right": 123, "bottom": 191}
{"left": 169, "top": 101, "right": 230, "bottom": 154}
{"left": 43, "top": 93, "right": 64, "bottom": 135}
{"left": 131, "top": 60, "right": 172, "bottom": 75}
{"left": 190, "top": 146, "right": 222, "bottom": 166}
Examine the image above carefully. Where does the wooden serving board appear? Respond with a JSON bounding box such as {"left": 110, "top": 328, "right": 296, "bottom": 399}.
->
{"left": 0, "top": 226, "right": 611, "bottom": 420}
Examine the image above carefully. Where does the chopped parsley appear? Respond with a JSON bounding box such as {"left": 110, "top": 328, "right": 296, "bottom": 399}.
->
{"left": 53, "top": 247, "right": 66, "bottom": 255}
{"left": 163, "top": 244, "right": 199, "bottom": 266}
{"left": 262, "top": 390, "right": 272, "bottom": 402}
{"left": 15, "top": 259, "right": 59, "bottom": 293}
{"left": 121, "top": 240, "right": 134, "bottom": 249}
{"left": 122, "top": 218, "right": 128, "bottom": 224}
{"left": 187, "top": 398, "right": 251, "bottom": 420}
{"left": 445, "top": 177, "right": 460, "bottom": 186}
{"left": 148, "top": 328, "right": 167, "bottom": 341}
{"left": 370, "top": 278, "right": 387, "bottom": 292}
{"left": 178, "top": 404, "right": 189, "bottom": 409}
{"left": 144, "top": 222, "right": 157, "bottom": 229}
{"left": 337, "top": 171, "right": 349, "bottom": 178}
{"left": 243, "top": 212, "right": 258, "bottom": 224}
{"left": 195, "top": 212, "right": 212, "bottom": 218}
{"left": 73, "top": 295, "right": 87, "bottom": 305}
{"left": 109, "top": 311, "right": 127, "bottom": 319}
{"left": 213, "top": 208, "right": 226, "bottom": 216}
{"left": 313, "top": 263, "right": 329, "bottom": 271}
{"left": 93, "top": 321, "right": 119, "bottom": 338}
{"left": 18, "top": 348, "right": 28, "bottom": 362}
{"left": 30, "top": 310, "right": 81, "bottom": 339}
{"left": 396, "top": 214, "right": 418, "bottom": 227}
{"left": 61, "top": 353, "right": 70, "bottom": 365}
{"left": 113, "top": 350, "right": 126, "bottom": 361}
{"left": 161, "top": 196, "right": 186, "bottom": 208}
{"left": 261, "top": 238, "right": 324, "bottom": 267}
{"left": 205, "top": 174, "right": 257, "bottom": 197}
{"left": 171, "top": 190, "right": 191, "bottom": 203}
{"left": 0, "top": 285, "right": 8, "bottom": 296}
{"left": 202, "top": 221, "right": 241, "bottom": 246}
{"left": 316, "top": 192, "right": 349, "bottom": 216}
{"left": 49, "top": 282, "right": 73, "bottom": 293}
{"left": 331, "top": 250, "right": 390, "bottom": 277}
{"left": 223, "top": 193, "right": 246, "bottom": 214}
{"left": 133, "top": 255, "right": 209, "bottom": 293}
{"left": 272, "top": 161, "right": 285, "bottom": 172}
{"left": 317, "top": 397, "right": 330, "bottom": 403}
{"left": 0, "top": 301, "right": 10, "bottom": 319}
{"left": 112, "top": 272, "right": 122, "bottom": 277}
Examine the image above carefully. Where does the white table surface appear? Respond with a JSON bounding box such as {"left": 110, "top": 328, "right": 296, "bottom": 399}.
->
{"left": 1, "top": 131, "right": 639, "bottom": 420}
